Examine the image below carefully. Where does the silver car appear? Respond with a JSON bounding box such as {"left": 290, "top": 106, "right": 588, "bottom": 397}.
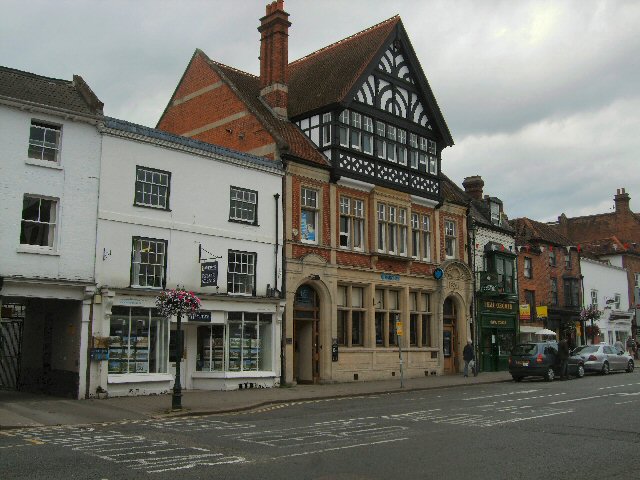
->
{"left": 571, "top": 344, "right": 634, "bottom": 374}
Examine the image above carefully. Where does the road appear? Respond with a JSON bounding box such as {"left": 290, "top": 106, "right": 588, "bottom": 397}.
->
{"left": 1, "top": 371, "right": 639, "bottom": 479}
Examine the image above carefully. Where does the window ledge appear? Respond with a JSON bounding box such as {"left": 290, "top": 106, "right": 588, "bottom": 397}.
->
{"left": 192, "top": 371, "right": 276, "bottom": 379}
{"left": 108, "top": 373, "right": 173, "bottom": 384}
{"left": 25, "top": 159, "right": 63, "bottom": 170}
{"left": 16, "top": 245, "right": 60, "bottom": 256}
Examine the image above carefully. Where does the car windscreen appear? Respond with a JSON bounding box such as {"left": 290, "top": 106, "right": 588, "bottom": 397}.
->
{"left": 573, "top": 345, "right": 598, "bottom": 354}
{"left": 512, "top": 344, "right": 537, "bottom": 355}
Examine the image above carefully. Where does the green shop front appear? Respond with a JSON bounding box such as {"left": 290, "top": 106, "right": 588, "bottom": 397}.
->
{"left": 478, "top": 299, "right": 518, "bottom": 372}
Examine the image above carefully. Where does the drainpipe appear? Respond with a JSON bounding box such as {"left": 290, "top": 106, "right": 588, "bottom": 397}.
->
{"left": 274, "top": 193, "right": 280, "bottom": 292}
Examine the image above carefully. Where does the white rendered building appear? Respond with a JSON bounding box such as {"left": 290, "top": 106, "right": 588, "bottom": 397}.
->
{"left": 0, "top": 67, "right": 103, "bottom": 398}
{"left": 581, "top": 256, "right": 632, "bottom": 345}
{"left": 91, "top": 118, "right": 285, "bottom": 396}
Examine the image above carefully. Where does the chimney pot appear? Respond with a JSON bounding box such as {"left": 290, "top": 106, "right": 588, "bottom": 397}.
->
{"left": 462, "top": 175, "right": 484, "bottom": 201}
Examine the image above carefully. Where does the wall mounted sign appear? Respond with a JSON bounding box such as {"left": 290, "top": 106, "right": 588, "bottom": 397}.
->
{"left": 484, "top": 300, "right": 515, "bottom": 312}
{"left": 381, "top": 273, "right": 401, "bottom": 281}
{"left": 433, "top": 268, "right": 444, "bottom": 280}
{"left": 187, "top": 311, "right": 212, "bottom": 322}
{"left": 201, "top": 261, "right": 218, "bottom": 287}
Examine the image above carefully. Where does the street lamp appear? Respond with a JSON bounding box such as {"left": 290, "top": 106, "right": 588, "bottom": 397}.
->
{"left": 156, "top": 287, "right": 201, "bottom": 410}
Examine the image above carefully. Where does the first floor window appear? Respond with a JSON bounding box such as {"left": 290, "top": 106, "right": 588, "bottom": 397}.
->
{"left": 227, "top": 250, "right": 256, "bottom": 295}
{"left": 20, "top": 195, "right": 57, "bottom": 247}
{"left": 28, "top": 120, "right": 61, "bottom": 162}
{"left": 411, "top": 214, "right": 431, "bottom": 261}
{"left": 301, "top": 187, "right": 318, "bottom": 243}
{"left": 590, "top": 289, "right": 598, "bottom": 308}
{"left": 135, "top": 166, "right": 170, "bottom": 209}
{"left": 563, "top": 278, "right": 579, "bottom": 307}
{"left": 524, "top": 257, "right": 532, "bottom": 278}
{"left": 339, "top": 196, "right": 364, "bottom": 250}
{"left": 550, "top": 278, "right": 558, "bottom": 305}
{"left": 131, "top": 237, "right": 167, "bottom": 288}
{"left": 377, "top": 203, "right": 407, "bottom": 256}
{"left": 227, "top": 312, "right": 273, "bottom": 371}
{"left": 229, "top": 186, "right": 257, "bottom": 224}
{"left": 108, "top": 307, "right": 168, "bottom": 374}
{"left": 445, "top": 220, "right": 457, "bottom": 259}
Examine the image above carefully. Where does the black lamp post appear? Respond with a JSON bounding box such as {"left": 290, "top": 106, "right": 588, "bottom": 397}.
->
{"left": 172, "top": 311, "right": 183, "bottom": 410}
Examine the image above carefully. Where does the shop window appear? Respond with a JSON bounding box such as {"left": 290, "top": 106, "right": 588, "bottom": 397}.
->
{"left": 337, "top": 285, "right": 365, "bottom": 347}
{"left": 108, "top": 307, "right": 168, "bottom": 374}
{"left": 196, "top": 325, "right": 225, "bottom": 372}
{"left": 227, "top": 312, "right": 273, "bottom": 371}
{"left": 374, "top": 288, "right": 402, "bottom": 347}
{"left": 409, "top": 291, "right": 432, "bottom": 347}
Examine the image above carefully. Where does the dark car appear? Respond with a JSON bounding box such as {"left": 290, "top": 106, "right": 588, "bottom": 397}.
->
{"left": 509, "top": 341, "right": 585, "bottom": 382}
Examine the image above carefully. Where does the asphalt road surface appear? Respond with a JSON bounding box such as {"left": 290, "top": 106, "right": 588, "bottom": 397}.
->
{"left": 2, "top": 371, "right": 639, "bottom": 479}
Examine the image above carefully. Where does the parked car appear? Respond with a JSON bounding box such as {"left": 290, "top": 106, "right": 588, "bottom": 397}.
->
{"left": 509, "top": 341, "right": 585, "bottom": 382}
{"left": 570, "top": 344, "right": 635, "bottom": 375}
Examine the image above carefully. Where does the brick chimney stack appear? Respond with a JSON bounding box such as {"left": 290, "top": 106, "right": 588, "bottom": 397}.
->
{"left": 462, "top": 176, "right": 484, "bottom": 201}
{"left": 614, "top": 187, "right": 630, "bottom": 214}
{"left": 258, "top": 0, "right": 290, "bottom": 117}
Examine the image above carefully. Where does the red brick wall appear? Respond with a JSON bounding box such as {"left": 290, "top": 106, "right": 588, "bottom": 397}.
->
{"left": 622, "top": 254, "right": 640, "bottom": 305}
{"left": 157, "top": 53, "right": 274, "bottom": 154}
{"left": 336, "top": 251, "right": 371, "bottom": 268}
{"left": 375, "top": 258, "right": 407, "bottom": 274}
{"left": 292, "top": 244, "right": 331, "bottom": 262}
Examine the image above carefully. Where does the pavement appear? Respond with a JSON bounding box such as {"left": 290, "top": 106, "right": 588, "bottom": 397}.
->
{"left": 0, "top": 371, "right": 512, "bottom": 430}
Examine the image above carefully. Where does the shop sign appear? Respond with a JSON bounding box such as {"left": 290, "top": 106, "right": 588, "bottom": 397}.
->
{"left": 201, "top": 261, "right": 218, "bottom": 287}
{"left": 484, "top": 300, "right": 515, "bottom": 312}
{"left": 90, "top": 348, "right": 109, "bottom": 361}
{"left": 187, "top": 311, "right": 212, "bottom": 322}
{"left": 381, "top": 273, "right": 401, "bottom": 281}
{"left": 481, "top": 317, "right": 514, "bottom": 328}
{"left": 519, "top": 304, "right": 531, "bottom": 320}
{"left": 536, "top": 306, "right": 548, "bottom": 319}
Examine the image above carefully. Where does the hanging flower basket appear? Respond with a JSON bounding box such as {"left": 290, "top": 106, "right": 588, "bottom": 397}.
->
{"left": 580, "top": 305, "right": 602, "bottom": 323}
{"left": 155, "top": 287, "right": 201, "bottom": 318}
{"left": 585, "top": 324, "right": 601, "bottom": 337}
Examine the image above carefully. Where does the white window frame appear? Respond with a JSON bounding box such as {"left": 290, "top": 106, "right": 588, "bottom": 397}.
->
{"left": 229, "top": 186, "right": 258, "bottom": 224}
{"left": 614, "top": 293, "right": 621, "bottom": 310}
{"left": 322, "top": 112, "right": 332, "bottom": 146}
{"left": 421, "top": 215, "right": 431, "bottom": 261}
{"left": 135, "top": 166, "right": 170, "bottom": 210}
{"left": 590, "top": 289, "right": 598, "bottom": 308}
{"left": 28, "top": 120, "right": 61, "bottom": 163}
{"left": 300, "top": 187, "right": 319, "bottom": 244}
{"left": 445, "top": 219, "right": 456, "bottom": 259}
{"left": 131, "top": 237, "right": 167, "bottom": 288}
{"left": 20, "top": 194, "right": 58, "bottom": 249}
{"left": 339, "top": 196, "right": 364, "bottom": 251}
{"left": 523, "top": 257, "right": 532, "bottom": 278}
{"left": 227, "top": 250, "right": 256, "bottom": 296}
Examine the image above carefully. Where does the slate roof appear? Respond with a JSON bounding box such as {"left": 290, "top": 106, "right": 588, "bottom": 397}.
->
{"left": 199, "top": 53, "right": 330, "bottom": 167}
{"left": 103, "top": 117, "right": 283, "bottom": 172}
{"left": 288, "top": 16, "right": 399, "bottom": 118}
{"left": 0, "top": 66, "right": 103, "bottom": 116}
{"left": 510, "top": 217, "right": 574, "bottom": 247}
{"left": 440, "top": 173, "right": 470, "bottom": 207}
{"left": 579, "top": 236, "right": 640, "bottom": 257}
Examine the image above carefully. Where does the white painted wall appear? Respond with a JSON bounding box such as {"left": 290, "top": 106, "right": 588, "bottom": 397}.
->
{"left": 95, "top": 132, "right": 283, "bottom": 293}
{"left": 0, "top": 104, "right": 101, "bottom": 283}
{"left": 472, "top": 226, "right": 516, "bottom": 274}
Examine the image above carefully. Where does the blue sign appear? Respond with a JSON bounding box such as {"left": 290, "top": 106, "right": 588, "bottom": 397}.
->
{"left": 433, "top": 267, "right": 444, "bottom": 280}
{"left": 381, "top": 273, "right": 401, "bottom": 281}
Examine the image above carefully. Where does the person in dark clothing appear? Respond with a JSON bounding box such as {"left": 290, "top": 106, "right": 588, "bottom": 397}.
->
{"left": 463, "top": 340, "right": 474, "bottom": 377}
{"left": 558, "top": 338, "right": 570, "bottom": 380}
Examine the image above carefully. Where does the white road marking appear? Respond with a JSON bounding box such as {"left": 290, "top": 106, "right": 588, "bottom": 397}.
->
{"left": 598, "top": 382, "right": 640, "bottom": 390}
{"left": 463, "top": 389, "right": 539, "bottom": 401}
{"left": 272, "top": 437, "right": 409, "bottom": 459}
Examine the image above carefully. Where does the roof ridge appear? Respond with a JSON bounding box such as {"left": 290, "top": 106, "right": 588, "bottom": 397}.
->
{"left": 289, "top": 15, "right": 399, "bottom": 66}
{"left": 207, "top": 58, "right": 258, "bottom": 79}
{"left": 0, "top": 65, "right": 71, "bottom": 85}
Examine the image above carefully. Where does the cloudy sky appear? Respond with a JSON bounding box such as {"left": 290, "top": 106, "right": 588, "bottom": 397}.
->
{"left": 3, "top": 0, "right": 638, "bottom": 221}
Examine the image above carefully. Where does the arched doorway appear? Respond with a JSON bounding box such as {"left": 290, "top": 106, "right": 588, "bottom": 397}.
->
{"left": 293, "top": 285, "right": 320, "bottom": 384}
{"left": 443, "top": 297, "right": 458, "bottom": 374}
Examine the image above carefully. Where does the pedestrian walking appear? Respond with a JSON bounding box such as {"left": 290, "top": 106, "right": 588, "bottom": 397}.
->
{"left": 558, "top": 338, "right": 569, "bottom": 380}
{"left": 463, "top": 340, "right": 474, "bottom": 378}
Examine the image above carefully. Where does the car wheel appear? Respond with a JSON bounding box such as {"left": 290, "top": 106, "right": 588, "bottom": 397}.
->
{"left": 601, "top": 362, "right": 609, "bottom": 375}
{"left": 626, "top": 360, "right": 634, "bottom": 373}
{"left": 512, "top": 375, "right": 523, "bottom": 382}
{"left": 544, "top": 367, "right": 555, "bottom": 382}
{"left": 576, "top": 364, "right": 585, "bottom": 378}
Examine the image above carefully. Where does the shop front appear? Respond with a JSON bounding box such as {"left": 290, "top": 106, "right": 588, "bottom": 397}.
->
{"left": 91, "top": 290, "right": 283, "bottom": 397}
{"left": 477, "top": 299, "right": 518, "bottom": 372}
